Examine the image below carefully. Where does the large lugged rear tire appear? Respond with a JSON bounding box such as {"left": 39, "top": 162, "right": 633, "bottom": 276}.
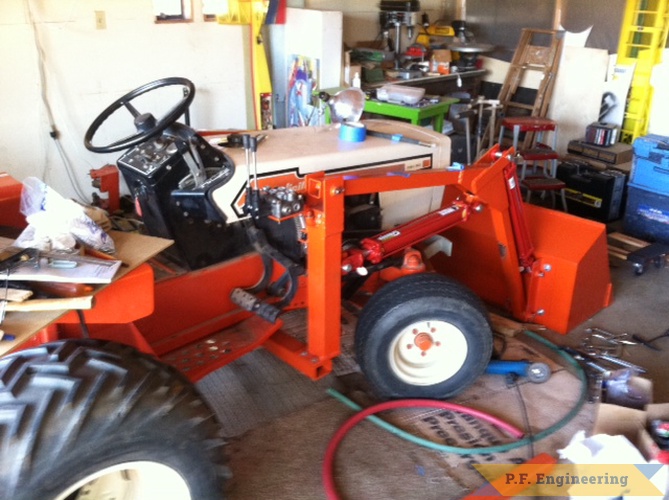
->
{"left": 0, "top": 339, "right": 229, "bottom": 500}
{"left": 355, "top": 273, "right": 493, "bottom": 399}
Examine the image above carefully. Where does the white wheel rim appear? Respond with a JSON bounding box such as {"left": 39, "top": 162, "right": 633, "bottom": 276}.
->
{"left": 388, "top": 319, "right": 469, "bottom": 386}
{"left": 54, "top": 461, "right": 191, "bottom": 500}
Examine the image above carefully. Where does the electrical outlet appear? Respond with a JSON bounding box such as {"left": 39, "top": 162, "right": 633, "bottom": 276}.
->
{"left": 95, "top": 10, "right": 106, "bottom": 30}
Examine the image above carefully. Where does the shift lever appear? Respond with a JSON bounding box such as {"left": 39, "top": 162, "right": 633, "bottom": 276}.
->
{"left": 242, "top": 134, "right": 261, "bottom": 218}
{"left": 249, "top": 135, "right": 259, "bottom": 190}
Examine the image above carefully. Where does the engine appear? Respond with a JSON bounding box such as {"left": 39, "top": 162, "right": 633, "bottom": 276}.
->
{"left": 251, "top": 186, "right": 307, "bottom": 263}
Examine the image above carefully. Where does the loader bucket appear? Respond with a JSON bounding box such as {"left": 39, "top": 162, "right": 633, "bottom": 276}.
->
{"left": 430, "top": 195, "right": 613, "bottom": 335}
{"left": 523, "top": 204, "right": 613, "bottom": 334}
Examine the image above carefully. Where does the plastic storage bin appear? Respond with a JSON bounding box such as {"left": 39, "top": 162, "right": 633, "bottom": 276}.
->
{"left": 375, "top": 85, "right": 425, "bottom": 105}
{"left": 630, "top": 134, "right": 669, "bottom": 195}
{"left": 623, "top": 182, "right": 669, "bottom": 244}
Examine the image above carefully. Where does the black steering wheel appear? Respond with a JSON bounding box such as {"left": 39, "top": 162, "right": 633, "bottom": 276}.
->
{"left": 84, "top": 77, "right": 195, "bottom": 154}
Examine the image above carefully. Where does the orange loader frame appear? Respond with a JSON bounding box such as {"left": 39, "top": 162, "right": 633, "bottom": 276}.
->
{"left": 1, "top": 147, "right": 613, "bottom": 383}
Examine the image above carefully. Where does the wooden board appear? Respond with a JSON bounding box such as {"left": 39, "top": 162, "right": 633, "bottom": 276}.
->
{"left": 547, "top": 46, "right": 609, "bottom": 155}
{"left": 605, "top": 231, "right": 667, "bottom": 267}
{"left": 0, "top": 231, "right": 172, "bottom": 356}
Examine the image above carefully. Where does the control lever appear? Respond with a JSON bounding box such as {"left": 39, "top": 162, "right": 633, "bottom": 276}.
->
{"left": 242, "top": 133, "right": 252, "bottom": 191}
{"left": 242, "top": 134, "right": 261, "bottom": 218}
{"left": 249, "top": 135, "right": 259, "bottom": 189}
{"left": 182, "top": 137, "right": 207, "bottom": 187}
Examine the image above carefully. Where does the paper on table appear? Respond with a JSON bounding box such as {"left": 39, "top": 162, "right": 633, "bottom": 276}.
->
{"left": 0, "top": 236, "right": 122, "bottom": 284}
{"left": 3, "top": 257, "right": 122, "bottom": 284}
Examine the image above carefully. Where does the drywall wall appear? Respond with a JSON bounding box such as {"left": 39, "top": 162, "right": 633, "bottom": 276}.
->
{"left": 1, "top": 0, "right": 251, "bottom": 202}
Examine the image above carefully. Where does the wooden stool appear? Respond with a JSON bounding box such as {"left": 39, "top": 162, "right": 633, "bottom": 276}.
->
{"left": 499, "top": 116, "right": 567, "bottom": 212}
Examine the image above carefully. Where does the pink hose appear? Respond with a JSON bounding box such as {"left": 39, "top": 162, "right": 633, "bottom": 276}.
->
{"left": 322, "top": 399, "right": 525, "bottom": 500}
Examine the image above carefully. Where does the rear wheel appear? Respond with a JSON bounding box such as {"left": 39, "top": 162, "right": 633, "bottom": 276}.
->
{"left": 355, "top": 273, "right": 493, "bottom": 399}
{"left": 0, "top": 339, "right": 229, "bottom": 500}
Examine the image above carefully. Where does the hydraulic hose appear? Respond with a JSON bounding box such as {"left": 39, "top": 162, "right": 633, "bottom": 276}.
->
{"left": 324, "top": 330, "right": 588, "bottom": 499}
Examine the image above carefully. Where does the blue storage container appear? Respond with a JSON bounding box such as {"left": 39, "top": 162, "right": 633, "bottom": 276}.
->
{"left": 630, "top": 134, "right": 669, "bottom": 195}
{"left": 623, "top": 182, "right": 669, "bottom": 244}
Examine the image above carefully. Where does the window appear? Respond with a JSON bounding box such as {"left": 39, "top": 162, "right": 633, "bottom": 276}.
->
{"left": 202, "top": 0, "right": 229, "bottom": 21}
{"left": 153, "top": 0, "right": 192, "bottom": 22}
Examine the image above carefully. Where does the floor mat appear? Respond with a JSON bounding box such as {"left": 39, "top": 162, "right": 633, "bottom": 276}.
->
{"left": 196, "top": 348, "right": 337, "bottom": 437}
{"left": 196, "top": 309, "right": 358, "bottom": 437}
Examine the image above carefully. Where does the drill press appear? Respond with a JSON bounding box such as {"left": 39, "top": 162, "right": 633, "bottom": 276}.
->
{"left": 379, "top": 0, "right": 421, "bottom": 73}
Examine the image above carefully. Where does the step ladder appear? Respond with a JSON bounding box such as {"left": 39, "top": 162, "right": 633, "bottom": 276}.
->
{"left": 494, "top": 29, "right": 565, "bottom": 151}
{"left": 616, "top": 0, "right": 669, "bottom": 144}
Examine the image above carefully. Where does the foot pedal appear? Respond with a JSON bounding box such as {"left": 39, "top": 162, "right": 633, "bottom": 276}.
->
{"left": 231, "top": 288, "right": 281, "bottom": 323}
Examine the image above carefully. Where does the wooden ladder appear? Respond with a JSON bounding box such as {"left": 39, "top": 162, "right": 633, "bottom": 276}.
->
{"left": 616, "top": 0, "right": 669, "bottom": 144}
{"left": 495, "top": 29, "right": 565, "bottom": 150}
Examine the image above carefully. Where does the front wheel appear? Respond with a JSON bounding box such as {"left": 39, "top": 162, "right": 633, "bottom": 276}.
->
{"left": 0, "top": 339, "right": 229, "bottom": 500}
{"left": 355, "top": 273, "right": 493, "bottom": 399}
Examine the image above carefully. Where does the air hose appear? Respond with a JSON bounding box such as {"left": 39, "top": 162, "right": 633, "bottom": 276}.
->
{"left": 323, "top": 330, "right": 588, "bottom": 499}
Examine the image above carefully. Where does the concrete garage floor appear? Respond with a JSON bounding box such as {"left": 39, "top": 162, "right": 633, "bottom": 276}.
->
{"left": 196, "top": 232, "right": 669, "bottom": 500}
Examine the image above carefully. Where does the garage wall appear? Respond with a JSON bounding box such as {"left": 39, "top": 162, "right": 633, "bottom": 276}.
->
{"left": 306, "top": 0, "right": 457, "bottom": 49}
{"left": 467, "top": 0, "right": 626, "bottom": 60}
{"left": 562, "top": 0, "right": 627, "bottom": 54}
{"left": 0, "top": 0, "right": 251, "bottom": 202}
{"left": 467, "top": 0, "right": 556, "bottom": 61}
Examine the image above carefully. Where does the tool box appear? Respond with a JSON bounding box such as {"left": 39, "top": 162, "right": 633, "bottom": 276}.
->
{"left": 567, "top": 139, "right": 634, "bottom": 165}
{"left": 622, "top": 135, "right": 669, "bottom": 244}
{"left": 556, "top": 161, "right": 627, "bottom": 222}
{"left": 629, "top": 134, "right": 669, "bottom": 195}
{"left": 623, "top": 183, "right": 669, "bottom": 244}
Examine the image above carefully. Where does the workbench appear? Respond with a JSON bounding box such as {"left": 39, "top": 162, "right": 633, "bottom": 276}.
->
{"left": 367, "top": 69, "right": 486, "bottom": 98}
{"left": 363, "top": 96, "right": 458, "bottom": 134}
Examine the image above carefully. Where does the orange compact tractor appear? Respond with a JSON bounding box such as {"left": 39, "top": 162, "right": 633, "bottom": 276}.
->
{"left": 0, "top": 78, "right": 612, "bottom": 499}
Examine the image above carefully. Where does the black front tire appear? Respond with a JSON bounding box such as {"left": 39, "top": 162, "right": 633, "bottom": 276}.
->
{"left": 0, "top": 339, "right": 229, "bottom": 500}
{"left": 355, "top": 273, "right": 493, "bottom": 399}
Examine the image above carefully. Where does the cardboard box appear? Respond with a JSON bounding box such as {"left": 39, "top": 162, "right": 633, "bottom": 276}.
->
{"left": 355, "top": 40, "right": 385, "bottom": 50}
{"left": 594, "top": 402, "right": 669, "bottom": 464}
{"left": 432, "top": 48, "right": 452, "bottom": 63}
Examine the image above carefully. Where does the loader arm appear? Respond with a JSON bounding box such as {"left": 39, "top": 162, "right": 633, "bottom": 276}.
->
{"left": 263, "top": 146, "right": 543, "bottom": 376}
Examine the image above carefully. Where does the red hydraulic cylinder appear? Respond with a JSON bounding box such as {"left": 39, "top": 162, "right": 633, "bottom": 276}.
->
{"left": 502, "top": 160, "right": 536, "bottom": 272}
{"left": 342, "top": 200, "right": 475, "bottom": 272}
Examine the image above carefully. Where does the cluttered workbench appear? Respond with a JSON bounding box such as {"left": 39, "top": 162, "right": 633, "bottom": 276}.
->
{"left": 353, "top": 3, "right": 490, "bottom": 100}
{"left": 366, "top": 69, "right": 486, "bottom": 98}
{"left": 363, "top": 95, "right": 458, "bottom": 133}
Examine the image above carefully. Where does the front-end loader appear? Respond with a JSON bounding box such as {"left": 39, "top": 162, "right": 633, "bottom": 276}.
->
{"left": 0, "top": 77, "right": 612, "bottom": 499}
